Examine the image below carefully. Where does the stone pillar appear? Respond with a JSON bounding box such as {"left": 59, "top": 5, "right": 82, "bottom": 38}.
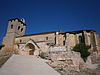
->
{"left": 90, "top": 32, "right": 97, "bottom": 51}
{"left": 96, "top": 34, "right": 100, "bottom": 51}
{"left": 55, "top": 32, "right": 59, "bottom": 46}
{"left": 83, "top": 31, "right": 88, "bottom": 45}
{"left": 65, "top": 33, "right": 70, "bottom": 51}
{"left": 94, "top": 32, "right": 99, "bottom": 50}
{"left": 75, "top": 34, "right": 78, "bottom": 44}
{"left": 34, "top": 49, "right": 40, "bottom": 56}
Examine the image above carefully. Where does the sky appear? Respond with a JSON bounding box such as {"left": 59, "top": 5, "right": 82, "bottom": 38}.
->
{"left": 0, "top": 0, "right": 100, "bottom": 44}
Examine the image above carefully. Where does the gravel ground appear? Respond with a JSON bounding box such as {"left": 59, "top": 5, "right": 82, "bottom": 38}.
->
{"left": 56, "top": 65, "right": 100, "bottom": 75}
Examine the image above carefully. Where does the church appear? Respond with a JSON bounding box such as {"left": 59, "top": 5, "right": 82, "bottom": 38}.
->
{"left": 2, "top": 18, "right": 100, "bottom": 55}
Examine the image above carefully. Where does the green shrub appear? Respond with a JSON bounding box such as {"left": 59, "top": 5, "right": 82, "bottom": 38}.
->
{"left": 39, "top": 52, "right": 49, "bottom": 59}
{"left": 73, "top": 43, "right": 91, "bottom": 62}
{"left": 39, "top": 52, "right": 46, "bottom": 59}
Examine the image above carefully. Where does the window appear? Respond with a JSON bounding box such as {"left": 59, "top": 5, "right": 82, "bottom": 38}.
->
{"left": 79, "top": 36, "right": 84, "bottom": 43}
{"left": 21, "top": 28, "right": 23, "bottom": 32}
{"left": 18, "top": 26, "right": 20, "bottom": 30}
{"left": 63, "top": 41, "right": 65, "bottom": 45}
{"left": 11, "top": 25, "right": 13, "bottom": 29}
{"left": 46, "top": 37, "right": 48, "bottom": 40}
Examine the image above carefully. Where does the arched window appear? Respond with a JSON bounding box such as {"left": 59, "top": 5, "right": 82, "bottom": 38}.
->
{"left": 79, "top": 36, "right": 84, "bottom": 43}
{"left": 11, "top": 24, "right": 13, "bottom": 29}
{"left": 21, "top": 28, "right": 23, "bottom": 32}
{"left": 18, "top": 26, "right": 20, "bottom": 30}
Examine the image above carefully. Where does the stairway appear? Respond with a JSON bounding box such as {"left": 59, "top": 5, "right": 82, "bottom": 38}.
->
{"left": 0, "top": 55, "right": 60, "bottom": 75}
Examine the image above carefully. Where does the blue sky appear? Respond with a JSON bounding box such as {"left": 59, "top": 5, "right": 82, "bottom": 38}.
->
{"left": 0, "top": 0, "right": 100, "bottom": 44}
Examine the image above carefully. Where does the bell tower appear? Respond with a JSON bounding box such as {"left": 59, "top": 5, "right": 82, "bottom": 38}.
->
{"left": 2, "top": 18, "right": 26, "bottom": 46}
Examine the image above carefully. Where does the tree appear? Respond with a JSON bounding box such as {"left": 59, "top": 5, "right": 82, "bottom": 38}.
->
{"left": 73, "top": 43, "right": 91, "bottom": 62}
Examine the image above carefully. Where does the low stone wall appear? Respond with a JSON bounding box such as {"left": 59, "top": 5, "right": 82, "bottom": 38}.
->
{"left": 41, "top": 51, "right": 85, "bottom": 71}
{"left": 50, "top": 46, "right": 66, "bottom": 52}
{"left": 90, "top": 52, "right": 100, "bottom": 64}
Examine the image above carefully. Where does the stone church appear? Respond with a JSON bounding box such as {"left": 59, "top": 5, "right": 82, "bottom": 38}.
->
{"left": 2, "top": 18, "right": 100, "bottom": 55}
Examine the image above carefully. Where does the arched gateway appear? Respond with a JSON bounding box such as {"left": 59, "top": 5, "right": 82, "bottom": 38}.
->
{"left": 25, "top": 43, "right": 35, "bottom": 55}
{"left": 22, "top": 39, "right": 40, "bottom": 55}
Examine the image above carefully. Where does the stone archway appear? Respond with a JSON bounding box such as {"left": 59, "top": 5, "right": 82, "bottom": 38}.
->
{"left": 25, "top": 43, "right": 35, "bottom": 55}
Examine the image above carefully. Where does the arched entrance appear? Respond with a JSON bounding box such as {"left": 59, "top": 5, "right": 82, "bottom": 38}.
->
{"left": 25, "top": 43, "right": 35, "bottom": 55}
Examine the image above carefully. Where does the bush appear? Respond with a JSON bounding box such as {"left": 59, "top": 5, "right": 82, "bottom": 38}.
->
{"left": 73, "top": 43, "right": 91, "bottom": 62}
{"left": 39, "top": 52, "right": 49, "bottom": 59}
{"left": 39, "top": 52, "right": 46, "bottom": 59}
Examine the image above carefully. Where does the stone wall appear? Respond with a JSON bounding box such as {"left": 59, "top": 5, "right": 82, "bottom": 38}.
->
{"left": 56, "top": 34, "right": 65, "bottom": 46}
{"left": 15, "top": 33, "right": 56, "bottom": 45}
{"left": 50, "top": 46, "right": 66, "bottom": 52}
{"left": 7, "top": 19, "right": 26, "bottom": 36}
{"left": 42, "top": 51, "right": 85, "bottom": 71}
{"left": 65, "top": 33, "right": 77, "bottom": 50}
{"left": 2, "top": 18, "right": 26, "bottom": 47}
